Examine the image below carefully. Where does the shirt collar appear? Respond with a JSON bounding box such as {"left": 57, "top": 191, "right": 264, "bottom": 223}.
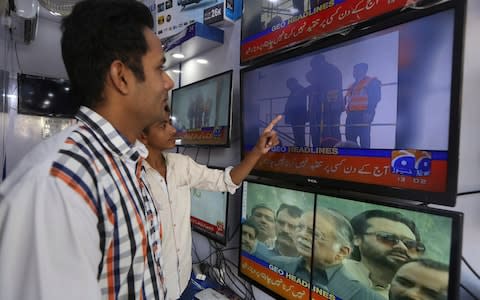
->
{"left": 75, "top": 106, "right": 148, "bottom": 163}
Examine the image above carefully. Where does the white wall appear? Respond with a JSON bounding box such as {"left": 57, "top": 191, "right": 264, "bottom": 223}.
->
{"left": 0, "top": 1, "right": 479, "bottom": 299}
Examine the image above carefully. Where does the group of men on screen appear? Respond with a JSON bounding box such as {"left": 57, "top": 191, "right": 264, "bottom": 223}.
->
{"left": 242, "top": 205, "right": 449, "bottom": 300}
{"left": 284, "top": 55, "right": 382, "bottom": 149}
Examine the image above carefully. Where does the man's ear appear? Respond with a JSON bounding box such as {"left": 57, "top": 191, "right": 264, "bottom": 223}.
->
{"left": 108, "top": 60, "right": 130, "bottom": 95}
{"left": 138, "top": 131, "right": 148, "bottom": 145}
{"left": 353, "top": 235, "right": 362, "bottom": 247}
{"left": 335, "top": 245, "right": 352, "bottom": 262}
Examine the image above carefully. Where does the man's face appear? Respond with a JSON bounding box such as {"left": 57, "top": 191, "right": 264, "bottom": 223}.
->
{"left": 250, "top": 207, "right": 275, "bottom": 242}
{"left": 142, "top": 117, "right": 177, "bottom": 151}
{"left": 242, "top": 225, "right": 256, "bottom": 253}
{"left": 311, "top": 214, "right": 343, "bottom": 269}
{"left": 132, "top": 28, "right": 174, "bottom": 127}
{"left": 358, "top": 218, "right": 423, "bottom": 271}
{"left": 389, "top": 262, "right": 448, "bottom": 300}
{"left": 275, "top": 209, "right": 300, "bottom": 249}
{"left": 294, "top": 212, "right": 316, "bottom": 261}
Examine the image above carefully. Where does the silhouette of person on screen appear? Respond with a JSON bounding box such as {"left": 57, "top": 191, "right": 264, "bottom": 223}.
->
{"left": 389, "top": 258, "right": 449, "bottom": 300}
{"left": 344, "top": 210, "right": 425, "bottom": 299}
{"left": 307, "top": 54, "right": 343, "bottom": 147}
{"left": 139, "top": 109, "right": 282, "bottom": 299}
{"left": 344, "top": 63, "right": 381, "bottom": 148}
{"left": 285, "top": 77, "right": 308, "bottom": 146}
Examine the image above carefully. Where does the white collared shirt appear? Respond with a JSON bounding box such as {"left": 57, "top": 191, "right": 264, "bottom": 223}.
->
{"left": 143, "top": 153, "right": 239, "bottom": 299}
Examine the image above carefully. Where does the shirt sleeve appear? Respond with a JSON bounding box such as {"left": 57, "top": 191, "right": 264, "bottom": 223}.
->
{"left": 0, "top": 173, "right": 102, "bottom": 300}
{"left": 181, "top": 155, "right": 240, "bottom": 194}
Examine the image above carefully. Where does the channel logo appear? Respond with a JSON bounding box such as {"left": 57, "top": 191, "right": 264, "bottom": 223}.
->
{"left": 391, "top": 149, "right": 431, "bottom": 177}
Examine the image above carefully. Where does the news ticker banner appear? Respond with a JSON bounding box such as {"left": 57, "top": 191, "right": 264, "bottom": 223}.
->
{"left": 190, "top": 216, "right": 225, "bottom": 236}
{"left": 240, "top": 0, "right": 415, "bottom": 64}
{"left": 240, "top": 252, "right": 338, "bottom": 300}
{"left": 175, "top": 126, "right": 228, "bottom": 145}
{"left": 245, "top": 146, "right": 447, "bottom": 192}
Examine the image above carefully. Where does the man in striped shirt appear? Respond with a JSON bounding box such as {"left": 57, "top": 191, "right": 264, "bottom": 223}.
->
{"left": 0, "top": 0, "right": 173, "bottom": 299}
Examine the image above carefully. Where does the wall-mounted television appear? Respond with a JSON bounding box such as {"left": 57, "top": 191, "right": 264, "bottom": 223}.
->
{"left": 241, "top": 1, "right": 465, "bottom": 206}
{"left": 17, "top": 74, "right": 78, "bottom": 118}
{"left": 171, "top": 70, "right": 233, "bottom": 147}
{"left": 240, "top": 0, "right": 415, "bottom": 65}
{"left": 239, "top": 178, "right": 463, "bottom": 300}
{"left": 190, "top": 185, "right": 230, "bottom": 245}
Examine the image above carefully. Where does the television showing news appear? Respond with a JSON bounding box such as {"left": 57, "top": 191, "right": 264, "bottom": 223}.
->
{"left": 17, "top": 74, "right": 77, "bottom": 118}
{"left": 239, "top": 178, "right": 463, "bottom": 300}
{"left": 190, "top": 187, "right": 229, "bottom": 245}
{"left": 241, "top": 2, "right": 465, "bottom": 206}
{"left": 171, "top": 70, "right": 233, "bottom": 147}
{"left": 240, "top": 0, "right": 415, "bottom": 64}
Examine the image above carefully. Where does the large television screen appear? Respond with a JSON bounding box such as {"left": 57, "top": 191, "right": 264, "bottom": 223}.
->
{"left": 240, "top": 0, "right": 414, "bottom": 64}
{"left": 171, "top": 70, "right": 233, "bottom": 147}
{"left": 190, "top": 186, "right": 230, "bottom": 245}
{"left": 241, "top": 2, "right": 465, "bottom": 206}
{"left": 239, "top": 178, "right": 463, "bottom": 300}
{"left": 17, "top": 74, "right": 77, "bottom": 118}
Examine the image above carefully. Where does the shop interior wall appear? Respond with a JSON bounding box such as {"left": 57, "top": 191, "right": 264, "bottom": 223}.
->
{"left": 0, "top": 2, "right": 479, "bottom": 299}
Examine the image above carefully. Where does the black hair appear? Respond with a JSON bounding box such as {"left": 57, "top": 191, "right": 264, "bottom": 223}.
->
{"left": 350, "top": 209, "right": 422, "bottom": 242}
{"left": 276, "top": 203, "right": 302, "bottom": 219}
{"left": 243, "top": 218, "right": 259, "bottom": 237}
{"left": 407, "top": 258, "right": 449, "bottom": 272}
{"left": 251, "top": 203, "right": 274, "bottom": 217}
{"left": 61, "top": 0, "right": 154, "bottom": 108}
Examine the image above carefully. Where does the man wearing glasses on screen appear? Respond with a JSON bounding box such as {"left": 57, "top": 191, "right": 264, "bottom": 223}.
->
{"left": 344, "top": 210, "right": 426, "bottom": 299}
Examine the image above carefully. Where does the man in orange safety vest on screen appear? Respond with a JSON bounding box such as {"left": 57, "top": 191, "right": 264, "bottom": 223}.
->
{"left": 344, "top": 63, "right": 381, "bottom": 148}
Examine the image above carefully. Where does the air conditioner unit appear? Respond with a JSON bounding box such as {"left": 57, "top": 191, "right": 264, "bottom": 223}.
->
{"left": 0, "top": 0, "right": 39, "bottom": 44}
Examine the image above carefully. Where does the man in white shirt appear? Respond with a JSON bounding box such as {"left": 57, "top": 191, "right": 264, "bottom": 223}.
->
{"left": 139, "top": 112, "right": 282, "bottom": 299}
{"left": 0, "top": 0, "right": 174, "bottom": 299}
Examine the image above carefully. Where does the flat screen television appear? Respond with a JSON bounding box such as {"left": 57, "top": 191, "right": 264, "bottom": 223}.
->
{"left": 190, "top": 184, "right": 230, "bottom": 245}
{"left": 239, "top": 177, "right": 463, "bottom": 300}
{"left": 241, "top": 1, "right": 465, "bottom": 206}
{"left": 240, "top": 0, "right": 414, "bottom": 65}
{"left": 17, "top": 74, "right": 78, "bottom": 118}
{"left": 171, "top": 70, "right": 233, "bottom": 147}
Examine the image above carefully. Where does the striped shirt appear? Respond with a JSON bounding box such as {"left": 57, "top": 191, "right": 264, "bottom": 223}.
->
{"left": 0, "top": 106, "right": 164, "bottom": 300}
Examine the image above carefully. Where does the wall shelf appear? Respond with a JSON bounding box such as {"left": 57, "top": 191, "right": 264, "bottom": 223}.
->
{"left": 162, "top": 22, "right": 224, "bottom": 69}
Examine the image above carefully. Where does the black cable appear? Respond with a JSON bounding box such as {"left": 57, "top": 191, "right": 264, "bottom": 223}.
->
{"left": 227, "top": 221, "right": 241, "bottom": 242}
{"left": 463, "top": 256, "right": 480, "bottom": 279}
{"left": 181, "top": 146, "right": 187, "bottom": 154}
{"left": 206, "top": 147, "right": 211, "bottom": 166}
{"left": 194, "top": 147, "right": 200, "bottom": 161}
{"left": 13, "top": 40, "right": 23, "bottom": 74}
{"left": 457, "top": 190, "right": 480, "bottom": 197}
{"left": 461, "top": 283, "right": 479, "bottom": 300}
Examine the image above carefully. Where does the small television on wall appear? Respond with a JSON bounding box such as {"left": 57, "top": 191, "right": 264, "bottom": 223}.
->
{"left": 17, "top": 74, "right": 78, "bottom": 118}
{"left": 171, "top": 70, "right": 233, "bottom": 147}
{"left": 239, "top": 177, "right": 463, "bottom": 300}
{"left": 190, "top": 185, "right": 230, "bottom": 245}
{"left": 240, "top": 1, "right": 465, "bottom": 206}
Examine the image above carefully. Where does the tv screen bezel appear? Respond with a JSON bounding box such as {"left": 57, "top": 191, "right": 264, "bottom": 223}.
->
{"left": 238, "top": 176, "right": 464, "bottom": 300}
{"left": 190, "top": 165, "right": 231, "bottom": 245}
{"left": 171, "top": 70, "right": 234, "bottom": 148}
{"left": 240, "top": 1, "right": 465, "bottom": 207}
{"left": 17, "top": 73, "right": 77, "bottom": 118}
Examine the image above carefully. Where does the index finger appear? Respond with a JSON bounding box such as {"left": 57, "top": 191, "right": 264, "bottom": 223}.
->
{"left": 263, "top": 115, "right": 283, "bottom": 133}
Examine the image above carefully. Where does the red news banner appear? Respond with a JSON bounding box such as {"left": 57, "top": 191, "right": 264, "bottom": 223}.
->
{"left": 241, "top": 0, "right": 414, "bottom": 63}
{"left": 254, "top": 152, "right": 447, "bottom": 192}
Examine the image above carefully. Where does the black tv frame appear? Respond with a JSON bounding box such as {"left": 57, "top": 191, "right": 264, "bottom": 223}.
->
{"left": 17, "top": 73, "right": 77, "bottom": 118}
{"left": 171, "top": 70, "right": 233, "bottom": 148}
{"left": 190, "top": 165, "right": 232, "bottom": 246}
{"left": 238, "top": 176, "right": 463, "bottom": 300}
{"left": 240, "top": 0, "right": 466, "bottom": 207}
